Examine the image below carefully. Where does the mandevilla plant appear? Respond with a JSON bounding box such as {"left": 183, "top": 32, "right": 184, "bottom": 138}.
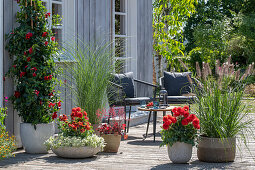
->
{"left": 5, "top": 0, "right": 61, "bottom": 125}
{"left": 161, "top": 106, "right": 200, "bottom": 147}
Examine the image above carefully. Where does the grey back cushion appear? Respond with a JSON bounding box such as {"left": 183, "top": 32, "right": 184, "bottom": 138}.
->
{"left": 113, "top": 72, "right": 135, "bottom": 98}
{"left": 163, "top": 72, "right": 192, "bottom": 96}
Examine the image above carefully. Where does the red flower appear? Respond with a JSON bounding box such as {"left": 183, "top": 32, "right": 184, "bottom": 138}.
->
{"left": 29, "top": 47, "right": 33, "bottom": 54}
{"left": 14, "top": 91, "right": 20, "bottom": 98}
{"left": 25, "top": 65, "right": 28, "bottom": 69}
{"left": 163, "top": 116, "right": 168, "bottom": 122}
{"left": 24, "top": 51, "right": 27, "bottom": 56}
{"left": 194, "top": 124, "right": 200, "bottom": 129}
{"left": 27, "top": 57, "right": 31, "bottom": 62}
{"left": 187, "top": 114, "right": 196, "bottom": 122}
{"left": 80, "top": 129, "right": 85, "bottom": 133}
{"left": 48, "top": 102, "right": 55, "bottom": 108}
{"left": 83, "top": 111, "right": 87, "bottom": 117}
{"left": 183, "top": 111, "right": 189, "bottom": 118}
{"left": 181, "top": 118, "right": 189, "bottom": 126}
{"left": 32, "top": 72, "right": 37, "bottom": 77}
{"left": 20, "top": 72, "right": 26, "bottom": 77}
{"left": 44, "top": 76, "right": 49, "bottom": 80}
{"left": 167, "top": 115, "right": 177, "bottom": 123}
{"left": 44, "top": 41, "right": 49, "bottom": 46}
{"left": 76, "top": 107, "right": 81, "bottom": 112}
{"left": 164, "top": 120, "right": 172, "bottom": 126}
{"left": 172, "top": 107, "right": 177, "bottom": 114}
{"left": 48, "top": 92, "right": 53, "bottom": 96}
{"left": 42, "top": 32, "right": 48, "bottom": 37}
{"left": 183, "top": 105, "right": 189, "bottom": 112}
{"left": 173, "top": 110, "right": 180, "bottom": 117}
{"left": 192, "top": 118, "right": 200, "bottom": 126}
{"left": 72, "top": 108, "right": 77, "bottom": 112}
{"left": 163, "top": 123, "right": 169, "bottom": 130}
{"left": 48, "top": 75, "right": 52, "bottom": 80}
{"left": 13, "top": 65, "right": 16, "bottom": 68}
{"left": 77, "top": 112, "right": 83, "bottom": 118}
{"left": 25, "top": 32, "right": 33, "bottom": 40}
{"left": 31, "top": 67, "right": 37, "bottom": 71}
{"left": 57, "top": 101, "right": 61, "bottom": 107}
{"left": 52, "top": 112, "right": 57, "bottom": 120}
{"left": 51, "top": 37, "right": 55, "bottom": 41}
{"left": 34, "top": 90, "right": 39, "bottom": 96}
{"left": 47, "top": 13, "right": 51, "bottom": 17}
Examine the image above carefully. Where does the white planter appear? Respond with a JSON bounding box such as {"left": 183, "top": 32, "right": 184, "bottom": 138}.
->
{"left": 20, "top": 122, "right": 55, "bottom": 154}
{"left": 52, "top": 146, "right": 101, "bottom": 158}
{"left": 167, "top": 142, "right": 193, "bottom": 163}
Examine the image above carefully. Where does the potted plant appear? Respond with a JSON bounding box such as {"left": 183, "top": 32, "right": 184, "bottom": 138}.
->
{"left": 191, "top": 60, "right": 255, "bottom": 162}
{"left": 161, "top": 106, "right": 200, "bottom": 164}
{"left": 44, "top": 107, "right": 105, "bottom": 158}
{"left": 97, "top": 107, "right": 126, "bottom": 153}
{"left": 61, "top": 40, "right": 114, "bottom": 126}
{"left": 5, "top": 0, "right": 61, "bottom": 153}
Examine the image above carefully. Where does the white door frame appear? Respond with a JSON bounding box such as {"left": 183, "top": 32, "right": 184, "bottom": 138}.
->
{"left": 0, "top": 0, "right": 4, "bottom": 107}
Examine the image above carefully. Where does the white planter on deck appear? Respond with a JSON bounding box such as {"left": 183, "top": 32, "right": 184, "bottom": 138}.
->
{"left": 167, "top": 142, "right": 193, "bottom": 163}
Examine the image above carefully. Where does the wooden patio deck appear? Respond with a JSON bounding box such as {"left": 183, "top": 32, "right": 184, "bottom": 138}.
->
{"left": 0, "top": 112, "right": 255, "bottom": 170}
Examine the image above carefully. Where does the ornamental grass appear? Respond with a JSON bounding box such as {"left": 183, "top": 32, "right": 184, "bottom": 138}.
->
{"left": 189, "top": 57, "right": 255, "bottom": 143}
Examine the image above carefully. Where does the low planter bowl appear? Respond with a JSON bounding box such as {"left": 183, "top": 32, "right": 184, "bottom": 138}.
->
{"left": 52, "top": 146, "right": 101, "bottom": 158}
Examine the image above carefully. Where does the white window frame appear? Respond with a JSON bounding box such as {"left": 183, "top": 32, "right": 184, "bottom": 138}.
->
{"left": 41, "top": 0, "right": 76, "bottom": 61}
{"left": 112, "top": 0, "right": 129, "bottom": 73}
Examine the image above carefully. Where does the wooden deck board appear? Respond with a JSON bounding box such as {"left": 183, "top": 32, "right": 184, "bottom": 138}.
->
{"left": 0, "top": 112, "right": 255, "bottom": 170}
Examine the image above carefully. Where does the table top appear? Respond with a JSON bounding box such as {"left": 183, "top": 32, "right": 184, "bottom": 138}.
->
{"left": 138, "top": 106, "right": 176, "bottom": 112}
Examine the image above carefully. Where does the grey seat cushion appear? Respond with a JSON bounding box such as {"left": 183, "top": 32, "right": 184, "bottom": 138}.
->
{"left": 125, "top": 97, "right": 152, "bottom": 105}
{"left": 163, "top": 72, "right": 192, "bottom": 96}
{"left": 167, "top": 96, "right": 196, "bottom": 104}
{"left": 113, "top": 72, "right": 135, "bottom": 98}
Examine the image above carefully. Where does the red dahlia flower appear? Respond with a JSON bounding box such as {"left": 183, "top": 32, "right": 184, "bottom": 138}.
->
{"left": 25, "top": 32, "right": 33, "bottom": 40}
{"left": 183, "top": 111, "right": 189, "bottom": 118}
{"left": 183, "top": 105, "right": 189, "bottom": 112}
{"left": 27, "top": 57, "right": 31, "bottom": 62}
{"left": 14, "top": 91, "right": 20, "bottom": 98}
{"left": 42, "top": 32, "right": 48, "bottom": 37}
{"left": 45, "top": 41, "right": 49, "bottom": 46}
{"left": 51, "top": 37, "right": 55, "bottom": 41}
{"left": 163, "top": 123, "right": 169, "bottom": 130}
{"left": 181, "top": 118, "right": 189, "bottom": 126}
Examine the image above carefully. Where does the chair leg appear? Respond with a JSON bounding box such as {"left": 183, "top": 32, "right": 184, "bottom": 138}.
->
{"left": 144, "top": 111, "right": 152, "bottom": 140}
{"left": 124, "top": 103, "right": 127, "bottom": 133}
{"left": 127, "top": 105, "right": 131, "bottom": 133}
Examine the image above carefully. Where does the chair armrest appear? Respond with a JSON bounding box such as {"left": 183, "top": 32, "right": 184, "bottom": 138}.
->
{"left": 108, "top": 81, "right": 123, "bottom": 89}
{"left": 159, "top": 77, "right": 163, "bottom": 87}
{"left": 134, "top": 79, "right": 158, "bottom": 88}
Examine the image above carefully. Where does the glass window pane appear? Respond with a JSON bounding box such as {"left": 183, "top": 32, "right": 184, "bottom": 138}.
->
{"left": 52, "top": 3, "right": 63, "bottom": 25}
{"left": 115, "top": 59, "right": 126, "bottom": 74}
{"left": 115, "top": 37, "right": 126, "bottom": 58}
{"left": 115, "top": 0, "right": 125, "bottom": 12}
{"left": 115, "top": 15, "right": 125, "bottom": 35}
{"left": 52, "top": 29, "right": 62, "bottom": 47}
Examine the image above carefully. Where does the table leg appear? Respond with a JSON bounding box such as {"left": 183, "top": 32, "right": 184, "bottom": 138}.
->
{"left": 153, "top": 111, "right": 157, "bottom": 142}
{"left": 144, "top": 111, "right": 152, "bottom": 140}
{"left": 163, "top": 111, "right": 166, "bottom": 116}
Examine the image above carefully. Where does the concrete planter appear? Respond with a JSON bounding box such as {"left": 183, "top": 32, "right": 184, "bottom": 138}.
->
{"left": 197, "top": 136, "right": 236, "bottom": 162}
{"left": 167, "top": 142, "right": 193, "bottom": 163}
{"left": 52, "top": 146, "right": 101, "bottom": 158}
{"left": 20, "top": 122, "right": 54, "bottom": 154}
{"left": 101, "top": 134, "right": 121, "bottom": 153}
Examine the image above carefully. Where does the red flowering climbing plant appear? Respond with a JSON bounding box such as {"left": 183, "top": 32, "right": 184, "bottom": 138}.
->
{"left": 5, "top": 0, "right": 61, "bottom": 125}
{"left": 160, "top": 106, "right": 200, "bottom": 147}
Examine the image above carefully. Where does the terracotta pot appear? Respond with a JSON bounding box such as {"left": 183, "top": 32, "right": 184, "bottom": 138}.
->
{"left": 20, "top": 122, "right": 54, "bottom": 154}
{"left": 197, "top": 136, "right": 236, "bottom": 162}
{"left": 101, "top": 134, "right": 121, "bottom": 153}
{"left": 167, "top": 142, "right": 193, "bottom": 163}
{"left": 52, "top": 146, "right": 101, "bottom": 158}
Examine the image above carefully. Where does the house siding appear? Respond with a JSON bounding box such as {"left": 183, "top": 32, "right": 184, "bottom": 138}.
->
{"left": 2, "top": 0, "right": 153, "bottom": 146}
